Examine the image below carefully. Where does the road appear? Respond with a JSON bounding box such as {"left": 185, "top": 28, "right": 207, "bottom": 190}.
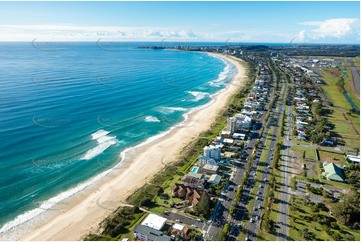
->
{"left": 276, "top": 86, "right": 292, "bottom": 240}
{"left": 243, "top": 67, "right": 284, "bottom": 241}
{"left": 205, "top": 60, "right": 279, "bottom": 241}
{"left": 348, "top": 58, "right": 360, "bottom": 93}
{"left": 245, "top": 80, "right": 288, "bottom": 241}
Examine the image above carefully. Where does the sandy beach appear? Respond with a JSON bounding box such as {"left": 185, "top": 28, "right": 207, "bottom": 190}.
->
{"left": 19, "top": 53, "right": 247, "bottom": 241}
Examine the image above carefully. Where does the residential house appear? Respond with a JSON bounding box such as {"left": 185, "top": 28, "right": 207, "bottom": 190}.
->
{"left": 208, "top": 174, "right": 222, "bottom": 185}
{"left": 181, "top": 172, "right": 205, "bottom": 189}
{"left": 199, "top": 164, "right": 219, "bottom": 175}
{"left": 172, "top": 184, "right": 202, "bottom": 206}
{"left": 171, "top": 224, "right": 190, "bottom": 240}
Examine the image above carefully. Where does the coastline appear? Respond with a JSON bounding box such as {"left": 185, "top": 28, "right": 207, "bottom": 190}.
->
{"left": 17, "top": 53, "right": 247, "bottom": 241}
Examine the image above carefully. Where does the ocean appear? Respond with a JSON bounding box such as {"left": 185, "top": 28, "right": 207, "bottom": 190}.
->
{"left": 0, "top": 42, "right": 236, "bottom": 234}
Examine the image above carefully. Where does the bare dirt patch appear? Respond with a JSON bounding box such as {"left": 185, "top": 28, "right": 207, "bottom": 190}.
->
{"left": 326, "top": 68, "right": 341, "bottom": 77}
{"left": 289, "top": 150, "right": 304, "bottom": 177}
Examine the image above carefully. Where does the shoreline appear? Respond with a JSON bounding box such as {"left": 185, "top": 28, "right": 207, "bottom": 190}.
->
{"left": 14, "top": 53, "right": 247, "bottom": 241}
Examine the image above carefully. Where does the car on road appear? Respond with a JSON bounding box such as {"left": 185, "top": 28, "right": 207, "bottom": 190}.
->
{"left": 256, "top": 215, "right": 259, "bottom": 221}
{"left": 258, "top": 204, "right": 261, "bottom": 209}
{"left": 196, "top": 218, "right": 202, "bottom": 222}
{"left": 257, "top": 191, "right": 261, "bottom": 195}
{"left": 267, "top": 165, "right": 271, "bottom": 169}
{"left": 175, "top": 219, "right": 181, "bottom": 223}
{"left": 250, "top": 218, "right": 254, "bottom": 223}
{"left": 259, "top": 185, "right": 262, "bottom": 188}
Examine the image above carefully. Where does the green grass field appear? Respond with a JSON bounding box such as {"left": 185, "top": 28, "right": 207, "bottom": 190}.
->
{"left": 328, "top": 108, "right": 360, "bottom": 148}
{"left": 291, "top": 145, "right": 317, "bottom": 160}
{"left": 316, "top": 67, "right": 360, "bottom": 149}
{"left": 353, "top": 57, "right": 360, "bottom": 70}
{"left": 318, "top": 68, "right": 352, "bottom": 108}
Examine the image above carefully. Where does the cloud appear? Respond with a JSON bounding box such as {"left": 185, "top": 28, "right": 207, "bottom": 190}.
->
{"left": 0, "top": 24, "right": 201, "bottom": 41}
{"left": 300, "top": 18, "right": 358, "bottom": 39}
{"left": 298, "top": 29, "right": 305, "bottom": 42}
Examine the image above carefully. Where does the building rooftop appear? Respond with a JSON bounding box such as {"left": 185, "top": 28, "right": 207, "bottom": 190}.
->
{"left": 187, "top": 172, "right": 203, "bottom": 179}
{"left": 134, "top": 224, "right": 171, "bottom": 241}
{"left": 209, "top": 174, "right": 222, "bottom": 185}
{"left": 202, "top": 163, "right": 219, "bottom": 172}
{"left": 322, "top": 161, "right": 345, "bottom": 182}
{"left": 172, "top": 223, "right": 184, "bottom": 231}
{"left": 141, "top": 214, "right": 167, "bottom": 230}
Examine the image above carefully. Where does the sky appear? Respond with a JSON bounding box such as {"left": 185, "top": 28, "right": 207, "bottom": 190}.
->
{"left": 0, "top": 1, "right": 359, "bottom": 44}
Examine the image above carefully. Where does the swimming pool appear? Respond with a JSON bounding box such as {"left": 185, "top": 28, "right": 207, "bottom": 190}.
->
{"left": 192, "top": 167, "right": 199, "bottom": 173}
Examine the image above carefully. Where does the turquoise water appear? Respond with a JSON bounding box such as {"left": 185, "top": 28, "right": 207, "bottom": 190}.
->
{"left": 343, "top": 92, "right": 359, "bottom": 110}
{"left": 0, "top": 42, "right": 236, "bottom": 233}
{"left": 192, "top": 167, "right": 199, "bottom": 173}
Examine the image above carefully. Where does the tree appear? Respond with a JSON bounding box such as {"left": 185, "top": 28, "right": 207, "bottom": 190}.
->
{"left": 195, "top": 192, "right": 211, "bottom": 217}
{"left": 189, "top": 230, "right": 202, "bottom": 241}
{"left": 331, "top": 190, "right": 360, "bottom": 227}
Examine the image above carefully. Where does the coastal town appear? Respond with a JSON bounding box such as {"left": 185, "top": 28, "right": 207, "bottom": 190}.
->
{"left": 1, "top": 2, "right": 360, "bottom": 242}
{"left": 84, "top": 44, "right": 360, "bottom": 241}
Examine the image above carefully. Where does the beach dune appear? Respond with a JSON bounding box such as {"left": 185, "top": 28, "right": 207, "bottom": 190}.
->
{"left": 20, "top": 53, "right": 247, "bottom": 241}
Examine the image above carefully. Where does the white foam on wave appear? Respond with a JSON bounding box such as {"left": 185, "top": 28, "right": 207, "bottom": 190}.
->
{"left": 0, "top": 158, "right": 116, "bottom": 234}
{"left": 81, "top": 129, "right": 117, "bottom": 161}
{"left": 144, "top": 116, "right": 160, "bottom": 123}
{"left": 156, "top": 106, "right": 187, "bottom": 114}
{"left": 0, "top": 129, "right": 119, "bottom": 235}
{"left": 187, "top": 91, "right": 208, "bottom": 101}
{"left": 91, "top": 130, "right": 110, "bottom": 140}
{"left": 0, "top": 54, "right": 239, "bottom": 237}
{"left": 81, "top": 140, "right": 116, "bottom": 160}
{"left": 208, "top": 61, "right": 231, "bottom": 86}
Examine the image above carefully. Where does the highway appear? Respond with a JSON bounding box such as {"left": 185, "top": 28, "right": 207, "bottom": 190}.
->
{"left": 245, "top": 79, "right": 287, "bottom": 241}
